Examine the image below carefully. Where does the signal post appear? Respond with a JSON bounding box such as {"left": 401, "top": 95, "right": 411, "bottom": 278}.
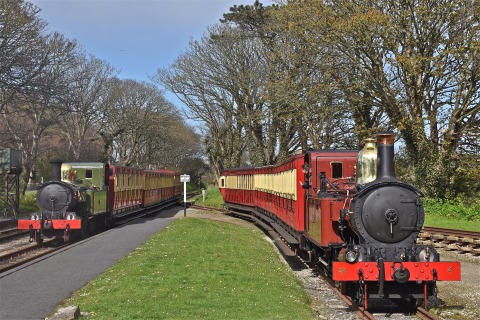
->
{"left": 180, "top": 175, "right": 190, "bottom": 217}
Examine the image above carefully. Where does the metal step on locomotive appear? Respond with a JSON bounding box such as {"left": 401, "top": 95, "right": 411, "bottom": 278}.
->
{"left": 219, "top": 131, "right": 460, "bottom": 310}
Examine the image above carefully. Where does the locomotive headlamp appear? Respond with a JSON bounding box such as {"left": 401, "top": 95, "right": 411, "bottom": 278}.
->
{"left": 29, "top": 213, "right": 40, "bottom": 220}
{"left": 65, "top": 213, "right": 77, "bottom": 220}
{"left": 417, "top": 247, "right": 435, "bottom": 262}
{"left": 345, "top": 249, "right": 358, "bottom": 263}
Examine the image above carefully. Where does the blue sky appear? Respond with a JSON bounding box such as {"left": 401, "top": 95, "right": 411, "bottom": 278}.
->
{"left": 29, "top": 0, "right": 274, "bottom": 83}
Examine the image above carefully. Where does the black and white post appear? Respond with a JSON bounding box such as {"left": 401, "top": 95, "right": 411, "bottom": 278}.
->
{"left": 180, "top": 174, "right": 190, "bottom": 217}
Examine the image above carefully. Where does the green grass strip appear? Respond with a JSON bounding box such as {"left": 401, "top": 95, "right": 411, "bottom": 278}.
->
{"left": 194, "top": 187, "right": 225, "bottom": 208}
{"left": 424, "top": 215, "right": 480, "bottom": 231}
{"left": 57, "top": 218, "right": 315, "bottom": 319}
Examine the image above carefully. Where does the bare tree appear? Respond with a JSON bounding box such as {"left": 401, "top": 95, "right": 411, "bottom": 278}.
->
{"left": 142, "top": 114, "right": 202, "bottom": 170}
{"left": 59, "top": 54, "right": 117, "bottom": 161}
{"left": 99, "top": 79, "right": 195, "bottom": 167}
{"left": 1, "top": 31, "right": 78, "bottom": 191}
{"left": 0, "top": 0, "right": 48, "bottom": 113}
{"left": 155, "top": 22, "right": 280, "bottom": 181}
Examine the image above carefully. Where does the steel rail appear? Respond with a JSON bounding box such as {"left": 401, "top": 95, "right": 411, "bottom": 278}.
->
{"left": 0, "top": 239, "right": 67, "bottom": 273}
{"left": 422, "top": 227, "right": 480, "bottom": 239}
{"left": 0, "top": 199, "right": 180, "bottom": 274}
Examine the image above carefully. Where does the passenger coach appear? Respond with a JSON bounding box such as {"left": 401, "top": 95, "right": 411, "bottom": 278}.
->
{"left": 219, "top": 150, "right": 358, "bottom": 242}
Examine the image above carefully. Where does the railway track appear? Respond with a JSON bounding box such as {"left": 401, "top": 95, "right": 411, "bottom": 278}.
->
{"left": 0, "top": 199, "right": 181, "bottom": 274}
{"left": 0, "top": 228, "right": 30, "bottom": 242}
{"left": 416, "top": 306, "right": 441, "bottom": 320}
{"left": 0, "top": 239, "right": 67, "bottom": 273}
{"left": 418, "top": 227, "right": 480, "bottom": 255}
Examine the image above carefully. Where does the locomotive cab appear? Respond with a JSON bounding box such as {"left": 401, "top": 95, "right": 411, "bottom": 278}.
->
{"left": 302, "top": 150, "right": 358, "bottom": 247}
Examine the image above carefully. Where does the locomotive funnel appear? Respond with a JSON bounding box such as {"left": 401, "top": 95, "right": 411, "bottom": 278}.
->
{"left": 50, "top": 160, "right": 63, "bottom": 182}
{"left": 375, "top": 132, "right": 396, "bottom": 181}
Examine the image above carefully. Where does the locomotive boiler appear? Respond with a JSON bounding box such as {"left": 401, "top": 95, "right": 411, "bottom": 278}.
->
{"left": 219, "top": 131, "right": 460, "bottom": 310}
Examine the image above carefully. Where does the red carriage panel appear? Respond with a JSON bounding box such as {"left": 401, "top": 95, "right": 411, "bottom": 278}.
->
{"left": 143, "top": 169, "right": 178, "bottom": 207}
{"left": 252, "top": 155, "right": 306, "bottom": 232}
{"left": 219, "top": 168, "right": 256, "bottom": 208}
{"left": 109, "top": 165, "right": 143, "bottom": 215}
{"left": 219, "top": 156, "right": 306, "bottom": 232}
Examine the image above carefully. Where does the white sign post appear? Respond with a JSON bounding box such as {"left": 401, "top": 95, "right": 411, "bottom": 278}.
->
{"left": 180, "top": 175, "right": 190, "bottom": 217}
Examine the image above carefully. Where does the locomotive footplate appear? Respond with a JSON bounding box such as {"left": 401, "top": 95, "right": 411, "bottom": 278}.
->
{"left": 332, "top": 261, "right": 461, "bottom": 281}
{"left": 18, "top": 219, "right": 82, "bottom": 230}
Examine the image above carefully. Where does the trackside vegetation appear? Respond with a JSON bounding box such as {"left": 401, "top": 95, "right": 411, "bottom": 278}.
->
{"left": 423, "top": 198, "right": 480, "bottom": 232}
{"left": 56, "top": 218, "right": 315, "bottom": 319}
{"left": 19, "top": 192, "right": 38, "bottom": 214}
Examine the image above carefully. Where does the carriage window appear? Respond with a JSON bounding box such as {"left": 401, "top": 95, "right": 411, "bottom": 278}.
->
{"left": 331, "top": 162, "right": 343, "bottom": 179}
{"left": 221, "top": 178, "right": 225, "bottom": 187}
{"left": 86, "top": 169, "right": 93, "bottom": 179}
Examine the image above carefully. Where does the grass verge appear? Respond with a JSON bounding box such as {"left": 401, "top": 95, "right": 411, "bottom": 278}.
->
{"left": 423, "top": 198, "right": 480, "bottom": 232}
{"left": 55, "top": 218, "right": 315, "bottom": 319}
{"left": 424, "top": 215, "right": 480, "bottom": 231}
{"left": 194, "top": 187, "right": 224, "bottom": 209}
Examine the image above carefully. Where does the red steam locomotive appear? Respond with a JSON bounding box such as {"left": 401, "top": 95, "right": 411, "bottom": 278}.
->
{"left": 219, "top": 132, "right": 460, "bottom": 310}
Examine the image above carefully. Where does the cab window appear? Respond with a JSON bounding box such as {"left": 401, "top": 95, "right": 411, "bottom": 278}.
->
{"left": 331, "top": 162, "right": 343, "bottom": 179}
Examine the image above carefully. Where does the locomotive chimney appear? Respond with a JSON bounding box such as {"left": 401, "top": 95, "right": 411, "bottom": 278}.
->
{"left": 375, "top": 131, "right": 396, "bottom": 181}
{"left": 50, "top": 160, "right": 63, "bottom": 182}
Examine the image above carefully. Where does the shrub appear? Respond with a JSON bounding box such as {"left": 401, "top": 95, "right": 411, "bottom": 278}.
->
{"left": 423, "top": 197, "right": 480, "bottom": 221}
{"left": 19, "top": 191, "right": 39, "bottom": 213}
